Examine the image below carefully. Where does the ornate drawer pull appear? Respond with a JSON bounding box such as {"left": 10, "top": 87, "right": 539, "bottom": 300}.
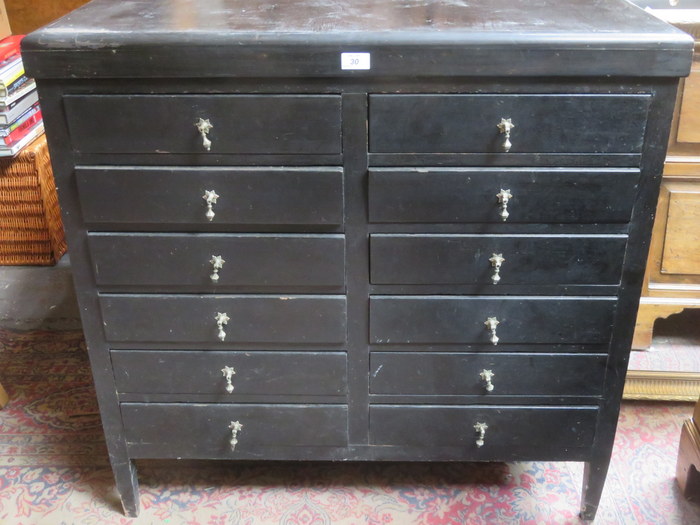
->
{"left": 221, "top": 365, "right": 236, "bottom": 393}
{"left": 202, "top": 189, "right": 219, "bottom": 222}
{"left": 496, "top": 189, "right": 512, "bottom": 222}
{"left": 210, "top": 255, "right": 225, "bottom": 283}
{"left": 497, "top": 117, "right": 515, "bottom": 152}
{"left": 489, "top": 253, "right": 505, "bottom": 284}
{"left": 229, "top": 420, "right": 243, "bottom": 451}
{"left": 480, "top": 369, "right": 495, "bottom": 392}
{"left": 474, "top": 422, "right": 488, "bottom": 448}
{"left": 215, "top": 312, "right": 229, "bottom": 342}
{"left": 484, "top": 316, "right": 500, "bottom": 345}
{"left": 195, "top": 117, "right": 213, "bottom": 151}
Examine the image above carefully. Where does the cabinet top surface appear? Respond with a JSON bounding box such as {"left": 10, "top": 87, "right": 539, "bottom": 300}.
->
{"left": 22, "top": 0, "right": 694, "bottom": 78}
{"left": 26, "top": 0, "right": 690, "bottom": 42}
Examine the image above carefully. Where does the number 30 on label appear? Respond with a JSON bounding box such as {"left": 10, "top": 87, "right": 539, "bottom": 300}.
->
{"left": 341, "top": 52, "right": 371, "bottom": 70}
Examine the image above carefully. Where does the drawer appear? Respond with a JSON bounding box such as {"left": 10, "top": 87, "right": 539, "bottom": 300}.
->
{"left": 370, "top": 405, "right": 598, "bottom": 459}
{"left": 370, "top": 234, "right": 626, "bottom": 286}
{"left": 369, "top": 94, "right": 650, "bottom": 154}
{"left": 122, "top": 403, "right": 348, "bottom": 458}
{"left": 77, "top": 167, "right": 343, "bottom": 228}
{"left": 100, "top": 294, "right": 347, "bottom": 345}
{"left": 89, "top": 233, "right": 345, "bottom": 292}
{"left": 64, "top": 94, "right": 342, "bottom": 155}
{"left": 370, "top": 296, "right": 616, "bottom": 345}
{"left": 368, "top": 168, "right": 639, "bottom": 224}
{"left": 112, "top": 351, "right": 347, "bottom": 396}
{"left": 370, "top": 353, "right": 606, "bottom": 396}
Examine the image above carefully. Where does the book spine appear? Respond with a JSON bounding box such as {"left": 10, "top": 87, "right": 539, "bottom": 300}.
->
{"left": 0, "top": 61, "right": 24, "bottom": 89}
{"left": 0, "top": 122, "right": 44, "bottom": 156}
{"left": 2, "top": 109, "right": 42, "bottom": 145}
{"left": 0, "top": 78, "right": 36, "bottom": 107}
{"left": 0, "top": 104, "right": 40, "bottom": 136}
{"left": 0, "top": 93, "right": 39, "bottom": 124}
{"left": 5, "top": 74, "right": 31, "bottom": 96}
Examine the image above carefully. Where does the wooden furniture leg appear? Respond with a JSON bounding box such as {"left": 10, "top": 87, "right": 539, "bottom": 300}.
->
{"left": 0, "top": 381, "right": 9, "bottom": 408}
{"left": 677, "top": 397, "right": 700, "bottom": 501}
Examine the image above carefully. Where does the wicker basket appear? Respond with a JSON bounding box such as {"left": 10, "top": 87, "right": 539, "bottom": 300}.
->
{"left": 0, "top": 134, "right": 67, "bottom": 265}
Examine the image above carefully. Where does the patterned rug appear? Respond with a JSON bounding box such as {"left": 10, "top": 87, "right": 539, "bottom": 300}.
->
{"left": 1, "top": 329, "right": 699, "bottom": 525}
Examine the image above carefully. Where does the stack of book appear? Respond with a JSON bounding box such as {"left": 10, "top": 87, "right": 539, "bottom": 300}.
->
{"left": 0, "top": 35, "right": 43, "bottom": 157}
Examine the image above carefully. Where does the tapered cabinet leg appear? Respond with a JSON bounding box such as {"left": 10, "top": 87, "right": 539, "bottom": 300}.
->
{"left": 579, "top": 459, "right": 610, "bottom": 522}
{"left": 114, "top": 459, "right": 140, "bottom": 517}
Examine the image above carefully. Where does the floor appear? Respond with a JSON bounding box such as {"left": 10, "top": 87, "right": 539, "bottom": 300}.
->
{"left": 0, "top": 256, "right": 80, "bottom": 330}
{"left": 1, "top": 328, "right": 699, "bottom": 524}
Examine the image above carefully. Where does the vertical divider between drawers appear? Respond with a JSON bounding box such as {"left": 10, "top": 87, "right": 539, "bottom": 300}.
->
{"left": 342, "top": 93, "right": 370, "bottom": 445}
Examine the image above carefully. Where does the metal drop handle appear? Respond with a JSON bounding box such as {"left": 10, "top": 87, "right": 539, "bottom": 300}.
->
{"left": 474, "top": 422, "right": 488, "bottom": 448}
{"left": 202, "top": 189, "right": 219, "bottom": 222}
{"left": 480, "top": 369, "right": 495, "bottom": 392}
{"left": 489, "top": 253, "right": 505, "bottom": 284}
{"left": 496, "top": 189, "right": 512, "bottom": 222}
{"left": 210, "top": 255, "right": 225, "bottom": 283}
{"left": 215, "top": 312, "right": 229, "bottom": 342}
{"left": 221, "top": 366, "right": 236, "bottom": 393}
{"left": 195, "top": 117, "right": 213, "bottom": 151}
{"left": 497, "top": 117, "right": 515, "bottom": 152}
{"left": 484, "top": 317, "right": 500, "bottom": 346}
{"left": 229, "top": 420, "right": 243, "bottom": 451}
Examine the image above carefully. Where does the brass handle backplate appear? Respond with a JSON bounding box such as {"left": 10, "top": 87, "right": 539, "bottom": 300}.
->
{"left": 496, "top": 189, "right": 512, "bottom": 222}
{"left": 484, "top": 317, "right": 500, "bottom": 346}
{"left": 474, "top": 422, "right": 488, "bottom": 448}
{"left": 229, "top": 420, "right": 243, "bottom": 451}
{"left": 221, "top": 365, "right": 236, "bottom": 393}
{"left": 210, "top": 255, "right": 225, "bottom": 282}
{"left": 480, "top": 369, "right": 495, "bottom": 392}
{"left": 202, "top": 189, "right": 219, "bottom": 222}
{"left": 215, "top": 312, "right": 229, "bottom": 342}
{"left": 497, "top": 117, "right": 515, "bottom": 152}
{"left": 489, "top": 253, "right": 505, "bottom": 284}
{"left": 195, "top": 117, "right": 213, "bottom": 151}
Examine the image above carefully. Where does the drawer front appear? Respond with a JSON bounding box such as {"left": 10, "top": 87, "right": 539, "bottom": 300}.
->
{"left": 112, "top": 351, "right": 347, "bottom": 396}
{"left": 77, "top": 167, "right": 343, "bottom": 228}
{"left": 369, "top": 94, "right": 649, "bottom": 154}
{"left": 122, "top": 403, "right": 348, "bottom": 458}
{"left": 90, "top": 233, "right": 345, "bottom": 291}
{"left": 370, "top": 405, "right": 598, "bottom": 458}
{"left": 65, "top": 94, "right": 342, "bottom": 155}
{"left": 370, "top": 234, "right": 626, "bottom": 286}
{"left": 370, "top": 353, "right": 606, "bottom": 396}
{"left": 368, "top": 168, "right": 639, "bottom": 224}
{"left": 370, "top": 296, "right": 616, "bottom": 345}
{"left": 100, "top": 294, "right": 347, "bottom": 344}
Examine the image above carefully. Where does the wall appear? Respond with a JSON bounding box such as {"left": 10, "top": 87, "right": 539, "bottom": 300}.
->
{"left": 6, "top": 0, "right": 90, "bottom": 34}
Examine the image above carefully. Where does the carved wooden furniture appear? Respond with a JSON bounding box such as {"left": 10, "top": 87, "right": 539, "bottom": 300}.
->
{"left": 677, "top": 396, "right": 700, "bottom": 500}
{"left": 0, "top": 381, "right": 8, "bottom": 409}
{"left": 22, "top": 0, "right": 693, "bottom": 520}
{"left": 632, "top": 4, "right": 700, "bottom": 351}
{"left": 623, "top": 2, "right": 700, "bottom": 401}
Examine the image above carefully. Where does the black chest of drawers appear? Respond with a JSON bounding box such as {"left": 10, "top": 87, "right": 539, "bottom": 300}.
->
{"left": 22, "top": 0, "right": 694, "bottom": 519}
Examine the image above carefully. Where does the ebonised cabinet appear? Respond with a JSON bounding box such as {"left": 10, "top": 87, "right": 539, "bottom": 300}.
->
{"left": 22, "top": 0, "right": 694, "bottom": 519}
